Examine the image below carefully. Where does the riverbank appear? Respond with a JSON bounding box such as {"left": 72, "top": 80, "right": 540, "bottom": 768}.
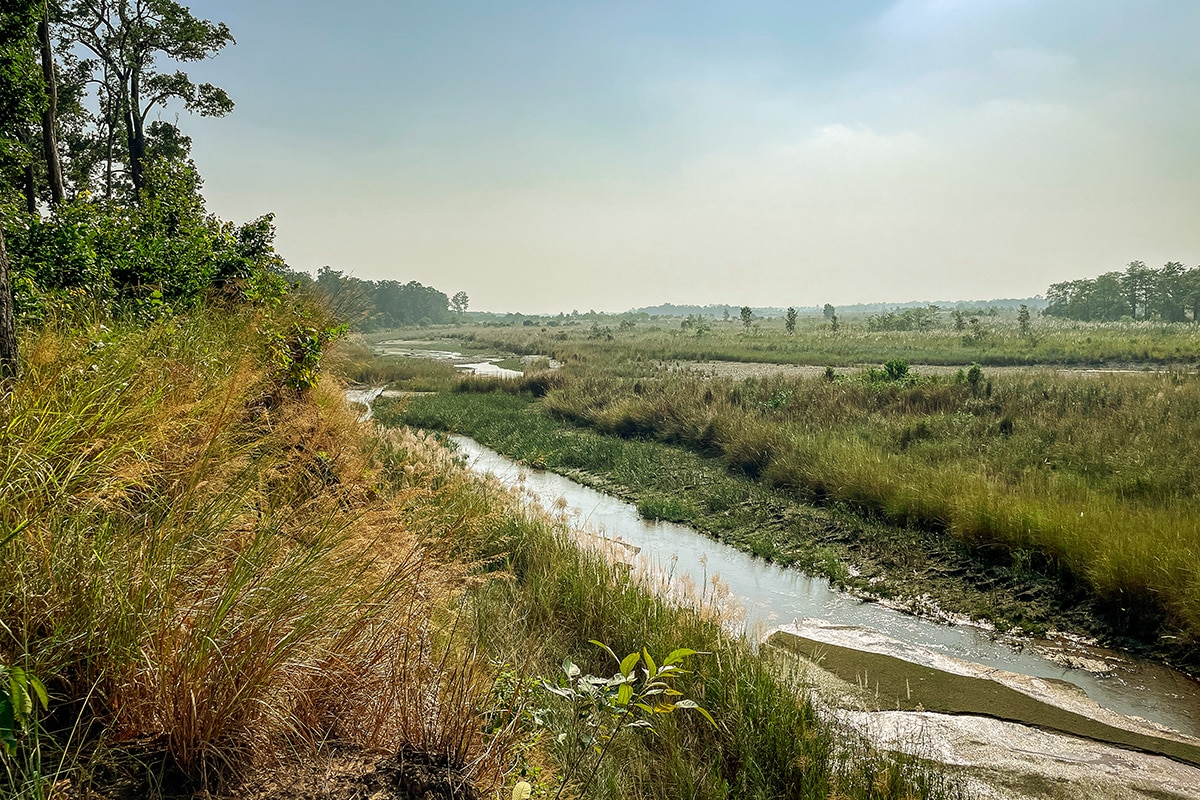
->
{"left": 441, "top": 433, "right": 1200, "bottom": 799}
{"left": 382, "top": 387, "right": 1200, "bottom": 675}
{"left": 0, "top": 315, "right": 959, "bottom": 800}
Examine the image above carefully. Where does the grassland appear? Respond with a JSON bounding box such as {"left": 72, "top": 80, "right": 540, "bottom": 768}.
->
{"left": 532, "top": 367, "right": 1200, "bottom": 650}
{"left": 0, "top": 313, "right": 960, "bottom": 800}
{"left": 368, "top": 316, "right": 1200, "bottom": 668}
{"left": 384, "top": 390, "right": 1097, "bottom": 638}
{"left": 439, "top": 313, "right": 1200, "bottom": 368}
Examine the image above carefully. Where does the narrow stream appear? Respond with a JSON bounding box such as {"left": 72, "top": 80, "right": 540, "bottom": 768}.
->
{"left": 450, "top": 434, "right": 1200, "bottom": 742}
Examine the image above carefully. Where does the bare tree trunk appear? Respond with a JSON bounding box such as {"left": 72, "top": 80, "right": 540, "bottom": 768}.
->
{"left": 126, "top": 69, "right": 145, "bottom": 194}
{"left": 0, "top": 226, "right": 18, "bottom": 381}
{"left": 39, "top": 0, "right": 65, "bottom": 205}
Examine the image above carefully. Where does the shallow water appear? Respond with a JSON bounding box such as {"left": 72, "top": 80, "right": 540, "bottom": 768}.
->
{"left": 456, "top": 361, "right": 522, "bottom": 379}
{"left": 451, "top": 435, "right": 1200, "bottom": 739}
{"left": 345, "top": 386, "right": 385, "bottom": 420}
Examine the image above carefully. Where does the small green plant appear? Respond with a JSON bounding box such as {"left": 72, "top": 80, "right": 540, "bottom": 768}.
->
{"left": 966, "top": 363, "right": 984, "bottom": 394}
{"left": 267, "top": 317, "right": 349, "bottom": 391}
{"left": 883, "top": 359, "right": 909, "bottom": 382}
{"left": 541, "top": 641, "right": 715, "bottom": 799}
{"left": 867, "top": 359, "right": 910, "bottom": 383}
{"left": 0, "top": 666, "right": 48, "bottom": 758}
{"left": 485, "top": 662, "right": 547, "bottom": 787}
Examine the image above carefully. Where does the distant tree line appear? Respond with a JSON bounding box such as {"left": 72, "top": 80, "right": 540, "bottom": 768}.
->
{"left": 1045, "top": 261, "right": 1200, "bottom": 322}
{"left": 306, "top": 266, "right": 456, "bottom": 329}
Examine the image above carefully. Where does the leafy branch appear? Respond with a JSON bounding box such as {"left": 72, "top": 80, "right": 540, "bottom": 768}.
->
{"left": 540, "top": 641, "right": 715, "bottom": 800}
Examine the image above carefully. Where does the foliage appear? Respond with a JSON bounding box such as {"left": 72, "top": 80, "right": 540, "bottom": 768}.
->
{"left": 1046, "top": 261, "right": 1200, "bottom": 322}
{"left": 58, "top": 0, "right": 234, "bottom": 193}
{"left": 311, "top": 266, "right": 453, "bottom": 329}
{"left": 266, "top": 308, "right": 348, "bottom": 392}
{"left": 541, "top": 643, "right": 714, "bottom": 799}
{"left": 867, "top": 304, "right": 940, "bottom": 332}
{"left": 4, "top": 158, "right": 289, "bottom": 324}
{"left": 679, "top": 313, "right": 710, "bottom": 336}
{"left": 0, "top": 665, "right": 47, "bottom": 758}
{"left": 0, "top": 1, "right": 43, "bottom": 169}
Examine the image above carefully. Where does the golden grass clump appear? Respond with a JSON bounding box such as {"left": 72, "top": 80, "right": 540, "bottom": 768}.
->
{"left": 0, "top": 311, "right": 523, "bottom": 796}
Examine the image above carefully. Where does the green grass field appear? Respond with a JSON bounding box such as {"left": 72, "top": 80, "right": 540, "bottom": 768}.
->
{"left": 435, "top": 313, "right": 1200, "bottom": 368}
{"left": 368, "top": 319, "right": 1200, "bottom": 662}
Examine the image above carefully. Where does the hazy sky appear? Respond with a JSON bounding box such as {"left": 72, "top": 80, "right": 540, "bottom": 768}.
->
{"left": 183, "top": 1, "right": 1200, "bottom": 313}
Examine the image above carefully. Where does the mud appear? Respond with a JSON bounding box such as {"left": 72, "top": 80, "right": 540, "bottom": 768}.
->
{"left": 230, "top": 746, "right": 479, "bottom": 800}
{"left": 768, "top": 629, "right": 1200, "bottom": 766}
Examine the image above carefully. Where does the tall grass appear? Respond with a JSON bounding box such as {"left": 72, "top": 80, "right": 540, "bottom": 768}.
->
{"left": 533, "top": 368, "right": 1200, "bottom": 644}
{"left": 445, "top": 453, "right": 965, "bottom": 800}
{"left": 0, "top": 312, "right": 518, "bottom": 796}
{"left": 1, "top": 312, "right": 964, "bottom": 799}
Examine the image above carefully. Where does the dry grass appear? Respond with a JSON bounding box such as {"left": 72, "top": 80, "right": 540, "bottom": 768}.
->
{"left": 0, "top": 311, "right": 522, "bottom": 797}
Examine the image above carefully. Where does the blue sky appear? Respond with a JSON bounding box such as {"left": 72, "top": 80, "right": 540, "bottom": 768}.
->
{"left": 180, "top": 1, "right": 1200, "bottom": 312}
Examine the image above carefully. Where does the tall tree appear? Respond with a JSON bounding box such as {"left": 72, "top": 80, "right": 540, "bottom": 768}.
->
{"left": 39, "top": 0, "right": 64, "bottom": 204}
{"left": 60, "top": 0, "right": 233, "bottom": 195}
{"left": 1, "top": 0, "right": 45, "bottom": 378}
{"left": 1121, "top": 261, "right": 1155, "bottom": 321}
{"left": 0, "top": 227, "right": 17, "bottom": 379}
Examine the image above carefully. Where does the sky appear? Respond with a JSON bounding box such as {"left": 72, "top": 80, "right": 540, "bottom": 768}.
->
{"left": 179, "top": 1, "right": 1200, "bottom": 313}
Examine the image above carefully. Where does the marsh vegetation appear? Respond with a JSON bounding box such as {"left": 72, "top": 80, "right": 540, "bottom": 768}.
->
{"left": 377, "top": 316, "right": 1200, "bottom": 669}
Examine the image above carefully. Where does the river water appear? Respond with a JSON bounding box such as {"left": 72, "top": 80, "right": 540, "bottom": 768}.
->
{"left": 450, "top": 434, "right": 1200, "bottom": 742}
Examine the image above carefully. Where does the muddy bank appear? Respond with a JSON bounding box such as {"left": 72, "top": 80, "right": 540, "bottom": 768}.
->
{"left": 449, "top": 435, "right": 1200, "bottom": 799}
{"left": 770, "top": 627, "right": 1200, "bottom": 800}
{"left": 768, "top": 629, "right": 1200, "bottom": 767}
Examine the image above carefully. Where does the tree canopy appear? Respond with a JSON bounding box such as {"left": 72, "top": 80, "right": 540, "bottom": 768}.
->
{"left": 1045, "top": 261, "right": 1200, "bottom": 323}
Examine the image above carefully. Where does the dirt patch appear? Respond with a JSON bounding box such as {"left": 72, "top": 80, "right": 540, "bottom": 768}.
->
{"left": 230, "top": 746, "right": 480, "bottom": 800}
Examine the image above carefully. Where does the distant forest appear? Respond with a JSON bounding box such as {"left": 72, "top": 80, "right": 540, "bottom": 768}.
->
{"left": 289, "top": 259, "right": 1200, "bottom": 329}
{"left": 298, "top": 266, "right": 466, "bottom": 329}
{"left": 1045, "top": 261, "right": 1200, "bottom": 322}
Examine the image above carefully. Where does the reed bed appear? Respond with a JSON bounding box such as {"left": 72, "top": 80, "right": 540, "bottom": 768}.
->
{"left": 533, "top": 368, "right": 1200, "bottom": 642}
